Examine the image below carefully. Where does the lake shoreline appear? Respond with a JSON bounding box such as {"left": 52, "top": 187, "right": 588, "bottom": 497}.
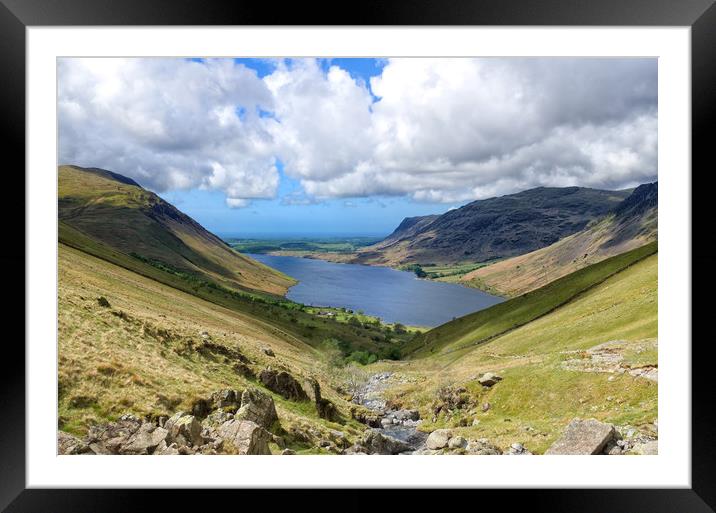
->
{"left": 247, "top": 253, "right": 503, "bottom": 328}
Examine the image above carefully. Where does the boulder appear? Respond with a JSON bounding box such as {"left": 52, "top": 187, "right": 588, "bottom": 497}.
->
{"left": 202, "top": 410, "right": 234, "bottom": 429}
{"left": 218, "top": 420, "right": 271, "bottom": 455}
{"left": 465, "top": 438, "right": 502, "bottom": 455}
{"left": 233, "top": 362, "right": 255, "bottom": 379}
{"left": 235, "top": 387, "right": 278, "bottom": 429}
{"left": 120, "top": 423, "right": 169, "bottom": 454}
{"left": 259, "top": 369, "right": 309, "bottom": 401}
{"left": 361, "top": 430, "right": 411, "bottom": 455}
{"left": 545, "top": 418, "right": 616, "bottom": 455}
{"left": 628, "top": 440, "right": 658, "bottom": 455}
{"left": 164, "top": 412, "right": 203, "bottom": 447}
{"left": 303, "top": 377, "right": 339, "bottom": 421}
{"left": 477, "top": 372, "right": 503, "bottom": 387}
{"left": 57, "top": 431, "right": 92, "bottom": 455}
{"left": 210, "top": 389, "right": 241, "bottom": 410}
{"left": 505, "top": 442, "right": 532, "bottom": 455}
{"left": 426, "top": 429, "right": 452, "bottom": 450}
{"left": 281, "top": 448, "right": 296, "bottom": 455}
{"left": 448, "top": 436, "right": 468, "bottom": 449}
{"left": 262, "top": 347, "right": 275, "bottom": 357}
{"left": 153, "top": 440, "right": 181, "bottom": 455}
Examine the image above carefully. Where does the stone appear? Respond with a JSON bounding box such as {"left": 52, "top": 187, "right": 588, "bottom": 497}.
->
{"left": 629, "top": 440, "right": 658, "bottom": 455}
{"left": 153, "top": 440, "right": 181, "bottom": 455}
{"left": 281, "top": 448, "right": 296, "bottom": 455}
{"left": 202, "top": 410, "right": 234, "bottom": 428}
{"left": 218, "top": 420, "right": 271, "bottom": 455}
{"left": 210, "top": 389, "right": 241, "bottom": 410}
{"left": 426, "top": 429, "right": 452, "bottom": 450}
{"left": 482, "top": 402, "right": 490, "bottom": 412}
{"left": 448, "top": 436, "right": 468, "bottom": 449}
{"left": 233, "top": 362, "right": 255, "bottom": 379}
{"left": 506, "top": 442, "right": 532, "bottom": 455}
{"left": 57, "top": 431, "right": 92, "bottom": 455}
{"left": 164, "top": 412, "right": 203, "bottom": 447}
{"left": 361, "top": 430, "right": 411, "bottom": 454}
{"left": 262, "top": 347, "right": 275, "bottom": 357}
{"left": 465, "top": 439, "right": 502, "bottom": 455}
{"left": 97, "top": 296, "right": 111, "bottom": 308}
{"left": 478, "top": 372, "right": 503, "bottom": 387}
{"left": 120, "top": 424, "right": 169, "bottom": 454}
{"left": 259, "top": 369, "right": 309, "bottom": 402}
{"left": 545, "top": 418, "right": 616, "bottom": 455}
{"left": 235, "top": 387, "right": 278, "bottom": 429}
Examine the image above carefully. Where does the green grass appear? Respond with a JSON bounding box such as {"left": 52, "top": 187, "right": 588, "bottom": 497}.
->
{"left": 227, "top": 237, "right": 381, "bottom": 254}
{"left": 404, "top": 241, "right": 657, "bottom": 357}
{"left": 375, "top": 252, "right": 657, "bottom": 453}
{"left": 59, "top": 222, "right": 411, "bottom": 357}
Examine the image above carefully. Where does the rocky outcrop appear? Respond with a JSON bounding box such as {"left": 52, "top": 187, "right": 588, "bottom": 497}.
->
{"left": 545, "top": 418, "right": 615, "bottom": 455}
{"left": 218, "top": 420, "right": 271, "bottom": 455}
{"left": 165, "top": 412, "right": 204, "bottom": 447}
{"left": 306, "top": 377, "right": 339, "bottom": 422}
{"left": 259, "top": 369, "right": 309, "bottom": 402}
{"left": 361, "top": 430, "right": 411, "bottom": 455}
{"left": 234, "top": 387, "right": 278, "bottom": 429}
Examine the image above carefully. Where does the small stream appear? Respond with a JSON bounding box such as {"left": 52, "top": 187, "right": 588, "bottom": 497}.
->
{"left": 353, "top": 372, "right": 428, "bottom": 453}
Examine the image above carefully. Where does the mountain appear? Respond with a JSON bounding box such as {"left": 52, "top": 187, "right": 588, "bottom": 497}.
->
{"left": 353, "top": 186, "right": 632, "bottom": 266}
{"left": 58, "top": 165, "right": 295, "bottom": 296}
{"left": 462, "top": 182, "right": 657, "bottom": 297}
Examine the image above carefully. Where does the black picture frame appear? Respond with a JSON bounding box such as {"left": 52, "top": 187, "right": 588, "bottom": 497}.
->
{"left": 2, "top": 0, "right": 714, "bottom": 511}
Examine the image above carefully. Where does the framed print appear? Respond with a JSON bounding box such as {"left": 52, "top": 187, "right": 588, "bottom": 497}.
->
{"left": 3, "top": 0, "right": 715, "bottom": 511}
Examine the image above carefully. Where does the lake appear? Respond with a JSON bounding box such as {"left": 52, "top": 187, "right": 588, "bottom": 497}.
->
{"left": 248, "top": 253, "right": 504, "bottom": 327}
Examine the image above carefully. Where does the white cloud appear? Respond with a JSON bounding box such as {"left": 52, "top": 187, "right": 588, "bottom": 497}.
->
{"left": 59, "top": 58, "right": 279, "bottom": 205}
{"left": 59, "top": 57, "right": 657, "bottom": 207}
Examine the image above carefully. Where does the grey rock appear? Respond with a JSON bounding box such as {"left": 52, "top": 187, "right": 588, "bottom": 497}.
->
{"left": 120, "top": 424, "right": 169, "bottom": 454}
{"left": 448, "top": 436, "right": 468, "bottom": 449}
{"left": 545, "top": 418, "right": 616, "bottom": 455}
{"left": 57, "top": 431, "right": 92, "bottom": 455}
{"left": 426, "top": 429, "right": 452, "bottom": 450}
{"left": 262, "top": 347, "right": 275, "bottom": 357}
{"left": 259, "top": 369, "right": 309, "bottom": 402}
{"left": 218, "top": 420, "right": 271, "bottom": 455}
{"left": 235, "top": 387, "right": 278, "bottom": 430}
{"left": 165, "top": 412, "right": 203, "bottom": 447}
{"left": 361, "top": 430, "right": 411, "bottom": 454}
{"left": 478, "top": 372, "right": 503, "bottom": 387}
{"left": 465, "top": 439, "right": 502, "bottom": 455}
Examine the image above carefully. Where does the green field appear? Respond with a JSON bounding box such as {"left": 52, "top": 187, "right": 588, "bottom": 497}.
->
{"left": 404, "top": 241, "right": 657, "bottom": 357}
{"left": 227, "top": 237, "right": 381, "bottom": 254}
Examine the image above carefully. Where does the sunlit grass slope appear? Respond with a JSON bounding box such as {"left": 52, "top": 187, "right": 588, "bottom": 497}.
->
{"left": 374, "top": 252, "right": 657, "bottom": 453}
{"left": 404, "top": 241, "right": 657, "bottom": 357}
{"left": 58, "top": 243, "right": 372, "bottom": 452}
{"left": 58, "top": 164, "right": 295, "bottom": 296}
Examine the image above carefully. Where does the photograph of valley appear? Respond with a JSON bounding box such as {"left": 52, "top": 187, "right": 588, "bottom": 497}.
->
{"left": 57, "top": 57, "right": 658, "bottom": 457}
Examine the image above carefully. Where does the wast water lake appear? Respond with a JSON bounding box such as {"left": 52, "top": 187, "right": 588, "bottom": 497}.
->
{"left": 248, "top": 254, "right": 503, "bottom": 327}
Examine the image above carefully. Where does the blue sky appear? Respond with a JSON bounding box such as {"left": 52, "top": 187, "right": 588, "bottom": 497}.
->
{"left": 60, "top": 57, "right": 658, "bottom": 238}
{"left": 163, "top": 58, "right": 452, "bottom": 238}
{"left": 159, "top": 163, "right": 454, "bottom": 238}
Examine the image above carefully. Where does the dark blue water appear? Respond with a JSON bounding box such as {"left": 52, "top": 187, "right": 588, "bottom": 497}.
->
{"left": 248, "top": 254, "right": 503, "bottom": 327}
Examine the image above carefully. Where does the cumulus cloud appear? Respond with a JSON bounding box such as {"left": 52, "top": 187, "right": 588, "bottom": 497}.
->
{"left": 59, "top": 57, "right": 657, "bottom": 206}
{"left": 58, "top": 58, "right": 279, "bottom": 207}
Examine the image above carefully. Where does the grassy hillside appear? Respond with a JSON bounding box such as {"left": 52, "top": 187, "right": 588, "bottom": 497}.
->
{"left": 463, "top": 183, "right": 658, "bottom": 297}
{"left": 58, "top": 243, "right": 393, "bottom": 452}
{"left": 372, "top": 251, "right": 658, "bottom": 453}
{"left": 404, "top": 241, "right": 657, "bottom": 357}
{"left": 58, "top": 165, "right": 295, "bottom": 296}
